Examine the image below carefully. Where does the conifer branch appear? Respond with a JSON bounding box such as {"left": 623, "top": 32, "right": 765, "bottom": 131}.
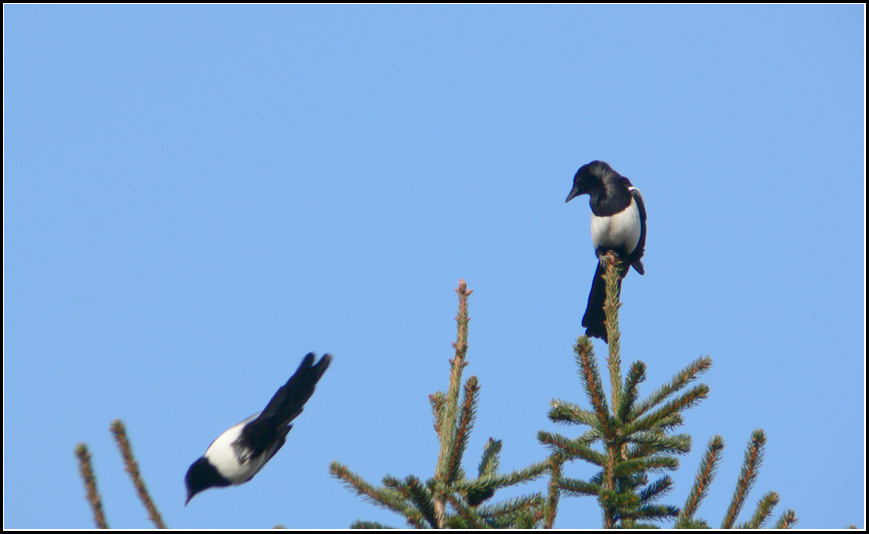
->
{"left": 538, "top": 430, "right": 607, "bottom": 466}
{"left": 678, "top": 435, "right": 725, "bottom": 526}
{"left": 573, "top": 337, "right": 612, "bottom": 437}
{"left": 740, "top": 491, "right": 780, "bottom": 528}
{"left": 600, "top": 259, "right": 627, "bottom": 529}
{"left": 601, "top": 254, "right": 624, "bottom": 410}
{"left": 613, "top": 456, "right": 679, "bottom": 478}
{"left": 638, "top": 475, "right": 674, "bottom": 503}
{"left": 773, "top": 509, "right": 799, "bottom": 529}
{"left": 429, "top": 391, "right": 446, "bottom": 437}
{"left": 618, "top": 361, "right": 646, "bottom": 423}
{"left": 379, "top": 485, "right": 427, "bottom": 526}
{"left": 631, "top": 355, "right": 713, "bottom": 420}
{"left": 330, "top": 462, "right": 412, "bottom": 519}
{"left": 401, "top": 476, "right": 439, "bottom": 527}
{"left": 454, "top": 460, "right": 549, "bottom": 495}
{"left": 557, "top": 477, "right": 600, "bottom": 497}
{"left": 634, "top": 503, "right": 680, "bottom": 522}
{"left": 548, "top": 400, "right": 600, "bottom": 427}
{"left": 443, "top": 492, "right": 485, "bottom": 528}
{"left": 351, "top": 521, "right": 396, "bottom": 529}
{"left": 476, "top": 493, "right": 545, "bottom": 522}
{"left": 536, "top": 429, "right": 574, "bottom": 452}
{"left": 626, "top": 383, "right": 709, "bottom": 435}
{"left": 109, "top": 420, "right": 166, "bottom": 529}
{"left": 721, "top": 429, "right": 767, "bottom": 529}
{"left": 627, "top": 433, "right": 691, "bottom": 457}
{"left": 477, "top": 438, "right": 501, "bottom": 477}
{"left": 543, "top": 453, "right": 564, "bottom": 528}
{"left": 433, "top": 279, "right": 474, "bottom": 526}
{"left": 447, "top": 376, "right": 480, "bottom": 485}
{"left": 465, "top": 438, "right": 501, "bottom": 507}
{"left": 74, "top": 443, "right": 109, "bottom": 529}
{"left": 333, "top": 279, "right": 552, "bottom": 528}
{"left": 680, "top": 518, "right": 712, "bottom": 528}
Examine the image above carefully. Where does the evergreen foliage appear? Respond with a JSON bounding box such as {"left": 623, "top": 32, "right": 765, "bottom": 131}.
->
{"left": 538, "top": 255, "right": 797, "bottom": 529}
{"left": 331, "top": 280, "right": 558, "bottom": 528}
{"left": 75, "top": 420, "right": 166, "bottom": 529}
{"left": 539, "top": 255, "right": 704, "bottom": 528}
{"left": 75, "top": 266, "right": 799, "bottom": 528}
{"left": 332, "top": 259, "right": 798, "bottom": 528}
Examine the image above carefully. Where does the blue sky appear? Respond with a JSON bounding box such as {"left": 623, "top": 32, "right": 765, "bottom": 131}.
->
{"left": 4, "top": 5, "right": 864, "bottom": 529}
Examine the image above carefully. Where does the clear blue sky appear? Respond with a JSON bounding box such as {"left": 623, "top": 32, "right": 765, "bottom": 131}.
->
{"left": 4, "top": 5, "right": 864, "bottom": 529}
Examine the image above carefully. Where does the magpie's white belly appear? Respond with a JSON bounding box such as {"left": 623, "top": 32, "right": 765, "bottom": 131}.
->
{"left": 590, "top": 200, "right": 640, "bottom": 253}
{"left": 204, "top": 413, "right": 266, "bottom": 484}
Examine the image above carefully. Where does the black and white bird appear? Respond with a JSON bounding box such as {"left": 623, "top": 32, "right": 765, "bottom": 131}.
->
{"left": 566, "top": 161, "right": 646, "bottom": 342}
{"left": 185, "top": 352, "right": 332, "bottom": 504}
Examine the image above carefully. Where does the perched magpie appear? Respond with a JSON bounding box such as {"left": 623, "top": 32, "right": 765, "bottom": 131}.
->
{"left": 566, "top": 161, "right": 646, "bottom": 342}
{"left": 185, "top": 352, "right": 332, "bottom": 504}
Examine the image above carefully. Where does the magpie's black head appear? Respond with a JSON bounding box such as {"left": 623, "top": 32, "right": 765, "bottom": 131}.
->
{"left": 565, "top": 160, "right": 614, "bottom": 203}
{"left": 185, "top": 456, "right": 230, "bottom": 505}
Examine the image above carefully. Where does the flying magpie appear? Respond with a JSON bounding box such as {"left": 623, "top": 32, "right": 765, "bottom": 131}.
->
{"left": 566, "top": 160, "right": 646, "bottom": 342}
{"left": 185, "top": 352, "right": 332, "bottom": 504}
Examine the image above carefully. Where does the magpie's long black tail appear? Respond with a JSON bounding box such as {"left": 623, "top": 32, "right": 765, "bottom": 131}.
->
{"left": 261, "top": 353, "right": 332, "bottom": 427}
{"left": 582, "top": 262, "right": 622, "bottom": 343}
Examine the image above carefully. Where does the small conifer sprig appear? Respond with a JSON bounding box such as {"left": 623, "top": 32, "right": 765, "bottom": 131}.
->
{"left": 675, "top": 429, "right": 798, "bottom": 529}
{"left": 74, "top": 421, "right": 166, "bottom": 528}
{"left": 75, "top": 443, "right": 109, "bottom": 529}
{"left": 110, "top": 420, "right": 167, "bottom": 529}
{"left": 331, "top": 280, "right": 557, "bottom": 528}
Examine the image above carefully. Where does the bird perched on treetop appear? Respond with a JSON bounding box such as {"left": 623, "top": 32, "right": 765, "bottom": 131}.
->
{"left": 566, "top": 160, "right": 646, "bottom": 342}
{"left": 185, "top": 352, "right": 332, "bottom": 504}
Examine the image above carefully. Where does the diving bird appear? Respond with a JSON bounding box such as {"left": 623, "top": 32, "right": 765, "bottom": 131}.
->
{"left": 185, "top": 352, "right": 332, "bottom": 504}
{"left": 566, "top": 161, "right": 646, "bottom": 342}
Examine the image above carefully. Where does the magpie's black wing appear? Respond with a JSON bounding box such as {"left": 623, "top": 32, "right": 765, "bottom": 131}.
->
{"left": 238, "top": 353, "right": 332, "bottom": 457}
{"left": 629, "top": 188, "right": 647, "bottom": 275}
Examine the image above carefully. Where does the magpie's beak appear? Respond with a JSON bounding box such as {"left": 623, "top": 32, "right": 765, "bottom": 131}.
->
{"left": 565, "top": 186, "right": 582, "bottom": 203}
